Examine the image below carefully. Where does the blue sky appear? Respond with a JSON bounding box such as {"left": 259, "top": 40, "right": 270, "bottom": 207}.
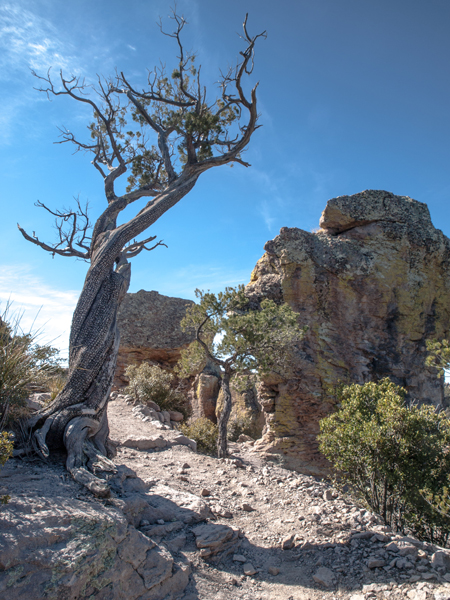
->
{"left": 1, "top": 0, "right": 450, "bottom": 357}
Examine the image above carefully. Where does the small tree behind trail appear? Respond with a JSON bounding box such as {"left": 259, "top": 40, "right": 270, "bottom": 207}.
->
{"left": 176, "top": 286, "right": 306, "bottom": 457}
{"left": 17, "top": 11, "right": 265, "bottom": 496}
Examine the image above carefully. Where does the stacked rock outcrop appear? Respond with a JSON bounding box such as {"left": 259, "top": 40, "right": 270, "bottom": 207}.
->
{"left": 115, "top": 290, "right": 195, "bottom": 387}
{"left": 248, "top": 190, "right": 450, "bottom": 475}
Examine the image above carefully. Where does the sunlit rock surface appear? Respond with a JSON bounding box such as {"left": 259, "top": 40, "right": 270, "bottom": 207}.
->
{"left": 248, "top": 190, "right": 450, "bottom": 475}
{"left": 115, "top": 290, "right": 195, "bottom": 387}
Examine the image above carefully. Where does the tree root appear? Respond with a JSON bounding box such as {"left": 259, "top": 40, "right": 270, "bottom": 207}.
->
{"left": 64, "top": 415, "right": 117, "bottom": 498}
{"left": 26, "top": 411, "right": 117, "bottom": 498}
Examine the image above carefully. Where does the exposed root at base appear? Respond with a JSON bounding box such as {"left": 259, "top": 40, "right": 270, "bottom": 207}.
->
{"left": 65, "top": 415, "right": 117, "bottom": 498}
{"left": 68, "top": 466, "right": 111, "bottom": 498}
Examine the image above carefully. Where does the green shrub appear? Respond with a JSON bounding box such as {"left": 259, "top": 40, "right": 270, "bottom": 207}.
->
{"left": 0, "top": 431, "right": 13, "bottom": 466}
{"left": 426, "top": 338, "right": 450, "bottom": 377}
{"left": 0, "top": 306, "right": 64, "bottom": 429}
{"left": 179, "top": 418, "right": 218, "bottom": 455}
{"left": 227, "top": 414, "right": 255, "bottom": 442}
{"left": 0, "top": 431, "right": 13, "bottom": 505}
{"left": 124, "top": 363, "right": 189, "bottom": 418}
{"left": 319, "top": 378, "right": 450, "bottom": 546}
{"left": 46, "top": 373, "right": 68, "bottom": 402}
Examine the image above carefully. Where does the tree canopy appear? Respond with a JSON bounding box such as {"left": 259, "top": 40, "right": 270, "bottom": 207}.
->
{"left": 15, "top": 10, "right": 266, "bottom": 497}
{"left": 18, "top": 11, "right": 266, "bottom": 263}
{"left": 177, "top": 286, "right": 306, "bottom": 456}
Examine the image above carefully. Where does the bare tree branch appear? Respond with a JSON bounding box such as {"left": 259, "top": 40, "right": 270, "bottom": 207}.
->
{"left": 21, "top": 11, "right": 265, "bottom": 495}
{"left": 18, "top": 198, "right": 91, "bottom": 259}
{"left": 123, "top": 236, "right": 167, "bottom": 259}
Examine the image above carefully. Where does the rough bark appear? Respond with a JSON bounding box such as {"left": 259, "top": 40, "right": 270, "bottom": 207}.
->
{"left": 30, "top": 257, "right": 129, "bottom": 495}
{"left": 217, "top": 370, "right": 233, "bottom": 458}
{"left": 28, "top": 179, "right": 198, "bottom": 496}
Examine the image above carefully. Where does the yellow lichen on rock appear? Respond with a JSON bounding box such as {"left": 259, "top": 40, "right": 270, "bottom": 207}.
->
{"left": 246, "top": 190, "right": 450, "bottom": 475}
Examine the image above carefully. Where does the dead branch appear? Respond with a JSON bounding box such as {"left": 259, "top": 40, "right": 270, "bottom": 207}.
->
{"left": 18, "top": 198, "right": 92, "bottom": 259}
{"left": 123, "top": 236, "right": 167, "bottom": 259}
{"left": 29, "top": 13, "right": 265, "bottom": 257}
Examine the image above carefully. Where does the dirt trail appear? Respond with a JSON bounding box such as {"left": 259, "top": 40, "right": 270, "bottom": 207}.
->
{"left": 107, "top": 396, "right": 450, "bottom": 600}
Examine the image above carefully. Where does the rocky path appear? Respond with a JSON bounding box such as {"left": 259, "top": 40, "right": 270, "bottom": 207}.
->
{"left": 2, "top": 396, "right": 450, "bottom": 599}
{"left": 107, "top": 397, "right": 450, "bottom": 600}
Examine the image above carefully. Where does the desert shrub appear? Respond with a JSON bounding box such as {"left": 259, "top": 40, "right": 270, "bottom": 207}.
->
{"left": 319, "top": 378, "right": 450, "bottom": 546}
{"left": 0, "top": 431, "right": 13, "bottom": 504}
{"left": 124, "top": 363, "right": 189, "bottom": 418}
{"left": 179, "top": 418, "right": 218, "bottom": 455}
{"left": 0, "top": 431, "right": 13, "bottom": 467}
{"left": 227, "top": 414, "right": 255, "bottom": 441}
{"left": 46, "top": 373, "right": 68, "bottom": 402}
{"left": 426, "top": 339, "right": 450, "bottom": 377}
{"left": 0, "top": 307, "right": 64, "bottom": 429}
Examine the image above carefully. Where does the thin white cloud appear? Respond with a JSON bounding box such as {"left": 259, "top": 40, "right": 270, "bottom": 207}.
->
{"left": 245, "top": 167, "right": 289, "bottom": 233}
{"left": 0, "top": 265, "right": 78, "bottom": 360}
{"left": 0, "top": 4, "right": 78, "bottom": 77}
{"left": 260, "top": 200, "right": 276, "bottom": 232}
{"left": 0, "top": 3, "right": 84, "bottom": 144}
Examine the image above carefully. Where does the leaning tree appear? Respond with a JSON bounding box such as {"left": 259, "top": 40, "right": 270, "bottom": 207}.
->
{"left": 18, "top": 12, "right": 265, "bottom": 496}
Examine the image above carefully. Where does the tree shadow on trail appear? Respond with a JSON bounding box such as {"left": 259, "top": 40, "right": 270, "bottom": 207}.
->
{"left": 106, "top": 451, "right": 447, "bottom": 599}
{"left": 2, "top": 452, "right": 445, "bottom": 600}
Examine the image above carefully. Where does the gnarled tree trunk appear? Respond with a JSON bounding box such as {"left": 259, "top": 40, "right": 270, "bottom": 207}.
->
{"left": 19, "top": 13, "right": 263, "bottom": 495}
{"left": 217, "top": 369, "right": 233, "bottom": 458}
{"left": 31, "top": 255, "right": 131, "bottom": 495}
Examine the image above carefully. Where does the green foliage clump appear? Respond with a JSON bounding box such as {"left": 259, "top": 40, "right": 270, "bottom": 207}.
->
{"left": 124, "top": 363, "right": 188, "bottom": 418}
{"left": 319, "top": 378, "right": 450, "bottom": 546}
{"left": 179, "top": 418, "right": 218, "bottom": 455}
{"left": 46, "top": 373, "right": 68, "bottom": 403}
{"left": 0, "top": 431, "right": 13, "bottom": 467}
{"left": 426, "top": 339, "right": 450, "bottom": 378}
{"left": 0, "top": 307, "right": 63, "bottom": 429}
{"left": 0, "top": 431, "right": 13, "bottom": 505}
{"left": 176, "top": 285, "right": 305, "bottom": 457}
{"left": 176, "top": 286, "right": 306, "bottom": 381}
{"left": 227, "top": 414, "right": 255, "bottom": 442}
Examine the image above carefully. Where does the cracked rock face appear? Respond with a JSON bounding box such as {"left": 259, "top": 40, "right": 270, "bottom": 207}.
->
{"left": 248, "top": 190, "right": 450, "bottom": 476}
{"left": 0, "top": 479, "right": 191, "bottom": 600}
{"left": 115, "top": 290, "right": 195, "bottom": 387}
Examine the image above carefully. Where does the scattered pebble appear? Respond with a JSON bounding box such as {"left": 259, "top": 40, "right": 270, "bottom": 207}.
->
{"left": 242, "top": 563, "right": 257, "bottom": 576}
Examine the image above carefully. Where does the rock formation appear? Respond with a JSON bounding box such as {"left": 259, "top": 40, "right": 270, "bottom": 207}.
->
{"left": 247, "top": 190, "right": 450, "bottom": 476}
{"left": 115, "top": 292, "right": 264, "bottom": 435}
{"left": 115, "top": 290, "right": 195, "bottom": 387}
{"left": 0, "top": 458, "right": 203, "bottom": 599}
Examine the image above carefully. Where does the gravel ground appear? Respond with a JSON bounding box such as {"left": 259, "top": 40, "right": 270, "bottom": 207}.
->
{"left": 107, "top": 396, "right": 450, "bottom": 600}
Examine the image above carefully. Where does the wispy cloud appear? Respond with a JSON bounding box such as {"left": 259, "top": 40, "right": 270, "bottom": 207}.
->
{"left": 0, "top": 2, "right": 116, "bottom": 144}
{"left": 0, "top": 3, "right": 83, "bottom": 144}
{"left": 0, "top": 265, "right": 78, "bottom": 360}
{"left": 245, "top": 167, "right": 290, "bottom": 234}
{"left": 0, "top": 4, "right": 78, "bottom": 78}
{"left": 260, "top": 200, "right": 276, "bottom": 232}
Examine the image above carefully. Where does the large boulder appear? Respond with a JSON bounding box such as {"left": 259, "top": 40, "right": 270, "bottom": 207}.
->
{"left": 0, "top": 459, "right": 194, "bottom": 599}
{"left": 115, "top": 290, "right": 195, "bottom": 386}
{"left": 247, "top": 190, "right": 450, "bottom": 475}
